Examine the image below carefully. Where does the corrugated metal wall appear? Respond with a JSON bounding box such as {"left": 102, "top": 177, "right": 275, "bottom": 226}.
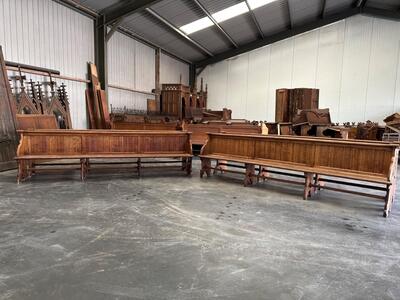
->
{"left": 0, "top": 0, "right": 94, "bottom": 129}
{"left": 200, "top": 15, "right": 400, "bottom": 124}
{"left": 160, "top": 53, "right": 189, "bottom": 85}
{"left": 108, "top": 31, "right": 156, "bottom": 112}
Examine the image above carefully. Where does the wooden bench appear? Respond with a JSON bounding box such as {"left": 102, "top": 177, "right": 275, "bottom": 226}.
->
{"left": 200, "top": 133, "right": 398, "bottom": 217}
{"left": 16, "top": 130, "right": 192, "bottom": 182}
{"left": 111, "top": 121, "right": 181, "bottom": 131}
{"left": 182, "top": 122, "right": 267, "bottom": 145}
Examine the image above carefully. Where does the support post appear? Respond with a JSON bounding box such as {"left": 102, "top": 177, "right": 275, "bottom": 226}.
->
{"left": 155, "top": 48, "right": 161, "bottom": 113}
{"left": 95, "top": 15, "right": 108, "bottom": 92}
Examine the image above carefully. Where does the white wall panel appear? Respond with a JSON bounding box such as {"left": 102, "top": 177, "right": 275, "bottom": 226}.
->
{"left": 107, "top": 31, "right": 155, "bottom": 112}
{"left": 246, "top": 47, "right": 270, "bottom": 121}
{"left": 315, "top": 21, "right": 345, "bottom": 121}
{"left": 364, "top": 19, "right": 400, "bottom": 122}
{"left": 292, "top": 30, "right": 319, "bottom": 87}
{"left": 0, "top": 0, "right": 94, "bottom": 129}
{"left": 199, "top": 60, "right": 229, "bottom": 110}
{"left": 226, "top": 55, "right": 249, "bottom": 119}
{"left": 160, "top": 53, "right": 189, "bottom": 85}
{"left": 339, "top": 16, "right": 373, "bottom": 122}
{"left": 202, "top": 15, "right": 400, "bottom": 124}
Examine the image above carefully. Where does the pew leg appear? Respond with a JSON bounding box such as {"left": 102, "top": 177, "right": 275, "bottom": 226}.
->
{"left": 17, "top": 160, "right": 23, "bottom": 183}
{"left": 258, "top": 165, "right": 268, "bottom": 182}
{"left": 213, "top": 160, "right": 219, "bottom": 174}
{"left": 186, "top": 157, "right": 192, "bottom": 175}
{"left": 181, "top": 158, "right": 187, "bottom": 171}
{"left": 384, "top": 183, "right": 395, "bottom": 218}
{"left": 303, "top": 172, "right": 314, "bottom": 200}
{"left": 313, "top": 174, "right": 324, "bottom": 194}
{"left": 137, "top": 158, "right": 142, "bottom": 177}
{"left": 200, "top": 158, "right": 211, "bottom": 178}
{"left": 80, "top": 158, "right": 86, "bottom": 181}
{"left": 244, "top": 164, "right": 255, "bottom": 187}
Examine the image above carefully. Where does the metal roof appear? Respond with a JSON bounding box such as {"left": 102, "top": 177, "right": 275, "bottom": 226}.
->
{"left": 68, "top": 0, "right": 400, "bottom": 66}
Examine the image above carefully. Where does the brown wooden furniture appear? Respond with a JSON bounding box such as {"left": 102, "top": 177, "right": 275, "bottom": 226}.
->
{"left": 111, "top": 121, "right": 181, "bottom": 131}
{"left": 275, "top": 88, "right": 319, "bottom": 123}
{"left": 182, "top": 122, "right": 267, "bottom": 145}
{"left": 16, "top": 114, "right": 58, "bottom": 130}
{"left": 16, "top": 130, "right": 193, "bottom": 182}
{"left": 0, "top": 46, "right": 18, "bottom": 171}
{"left": 200, "top": 133, "right": 398, "bottom": 217}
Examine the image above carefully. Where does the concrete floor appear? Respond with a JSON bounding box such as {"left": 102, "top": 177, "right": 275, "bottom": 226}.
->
{"left": 1, "top": 158, "right": 400, "bottom": 300}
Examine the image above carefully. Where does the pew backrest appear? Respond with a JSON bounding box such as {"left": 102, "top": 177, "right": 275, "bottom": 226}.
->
{"left": 201, "top": 133, "right": 398, "bottom": 181}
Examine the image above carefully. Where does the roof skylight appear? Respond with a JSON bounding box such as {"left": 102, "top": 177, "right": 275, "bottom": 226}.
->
{"left": 179, "top": 0, "right": 276, "bottom": 35}
{"left": 180, "top": 16, "right": 213, "bottom": 34}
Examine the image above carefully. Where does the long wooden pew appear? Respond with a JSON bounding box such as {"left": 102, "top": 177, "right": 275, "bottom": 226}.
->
{"left": 183, "top": 122, "right": 267, "bottom": 145}
{"left": 200, "top": 133, "right": 398, "bottom": 217}
{"left": 16, "top": 130, "right": 192, "bottom": 182}
{"left": 111, "top": 121, "right": 181, "bottom": 131}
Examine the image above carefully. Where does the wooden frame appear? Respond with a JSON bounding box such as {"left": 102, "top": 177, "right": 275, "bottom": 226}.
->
{"left": 16, "top": 130, "right": 193, "bottom": 182}
{"left": 200, "top": 133, "right": 398, "bottom": 217}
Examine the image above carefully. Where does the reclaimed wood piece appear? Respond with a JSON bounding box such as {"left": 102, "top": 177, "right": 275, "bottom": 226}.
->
{"left": 275, "top": 89, "right": 290, "bottom": 123}
{"left": 289, "top": 88, "right": 319, "bottom": 122}
{"left": 85, "top": 89, "right": 96, "bottom": 129}
{"left": 0, "top": 46, "right": 18, "bottom": 171}
{"left": 111, "top": 121, "right": 181, "bottom": 131}
{"left": 183, "top": 122, "right": 267, "bottom": 145}
{"left": 97, "top": 89, "right": 111, "bottom": 129}
{"left": 16, "top": 114, "right": 57, "bottom": 130}
{"left": 88, "top": 63, "right": 102, "bottom": 129}
{"left": 200, "top": 133, "right": 399, "bottom": 217}
{"left": 16, "top": 130, "right": 193, "bottom": 182}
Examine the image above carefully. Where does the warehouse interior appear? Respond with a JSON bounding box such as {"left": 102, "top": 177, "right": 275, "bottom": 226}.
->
{"left": 1, "top": 0, "right": 400, "bottom": 299}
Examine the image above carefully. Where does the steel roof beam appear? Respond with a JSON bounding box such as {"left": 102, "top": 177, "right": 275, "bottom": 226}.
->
{"left": 244, "top": 0, "right": 265, "bottom": 39}
{"left": 193, "top": 0, "right": 238, "bottom": 48}
{"left": 287, "top": 0, "right": 294, "bottom": 29}
{"left": 145, "top": 8, "right": 214, "bottom": 57}
{"left": 320, "top": 0, "right": 326, "bottom": 18}
{"left": 101, "top": 0, "right": 163, "bottom": 25}
{"left": 195, "top": 7, "right": 361, "bottom": 67}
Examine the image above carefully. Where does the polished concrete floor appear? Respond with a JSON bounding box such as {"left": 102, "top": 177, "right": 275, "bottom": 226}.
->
{"left": 1, "top": 158, "right": 400, "bottom": 300}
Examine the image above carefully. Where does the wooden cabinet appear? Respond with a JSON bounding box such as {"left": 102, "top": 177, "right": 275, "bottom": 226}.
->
{"left": 289, "top": 88, "right": 319, "bottom": 122}
{"left": 275, "top": 89, "right": 290, "bottom": 123}
{"left": 275, "top": 88, "right": 319, "bottom": 123}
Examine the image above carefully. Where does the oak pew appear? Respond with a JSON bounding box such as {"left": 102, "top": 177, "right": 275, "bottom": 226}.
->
{"left": 16, "top": 130, "right": 192, "bottom": 182}
{"left": 200, "top": 133, "right": 398, "bottom": 217}
{"left": 111, "top": 121, "right": 181, "bottom": 131}
{"left": 182, "top": 122, "right": 267, "bottom": 145}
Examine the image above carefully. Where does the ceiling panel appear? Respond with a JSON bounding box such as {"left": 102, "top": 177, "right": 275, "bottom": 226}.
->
{"left": 367, "top": 0, "right": 400, "bottom": 10}
{"left": 219, "top": 14, "right": 259, "bottom": 45}
{"left": 253, "top": 0, "right": 290, "bottom": 36}
{"left": 289, "top": 0, "right": 323, "bottom": 26}
{"left": 190, "top": 27, "right": 232, "bottom": 54}
{"left": 122, "top": 11, "right": 207, "bottom": 61}
{"left": 151, "top": 0, "right": 204, "bottom": 27}
{"left": 79, "top": 0, "right": 120, "bottom": 11}
{"left": 324, "top": 0, "right": 354, "bottom": 16}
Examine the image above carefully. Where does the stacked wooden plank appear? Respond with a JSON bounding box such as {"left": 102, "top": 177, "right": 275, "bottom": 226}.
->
{"left": 86, "top": 63, "right": 110, "bottom": 129}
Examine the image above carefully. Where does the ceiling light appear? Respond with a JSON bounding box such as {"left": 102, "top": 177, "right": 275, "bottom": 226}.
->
{"left": 180, "top": 16, "right": 213, "bottom": 34}
{"left": 247, "top": 0, "right": 276, "bottom": 10}
{"left": 212, "top": 2, "right": 249, "bottom": 23}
